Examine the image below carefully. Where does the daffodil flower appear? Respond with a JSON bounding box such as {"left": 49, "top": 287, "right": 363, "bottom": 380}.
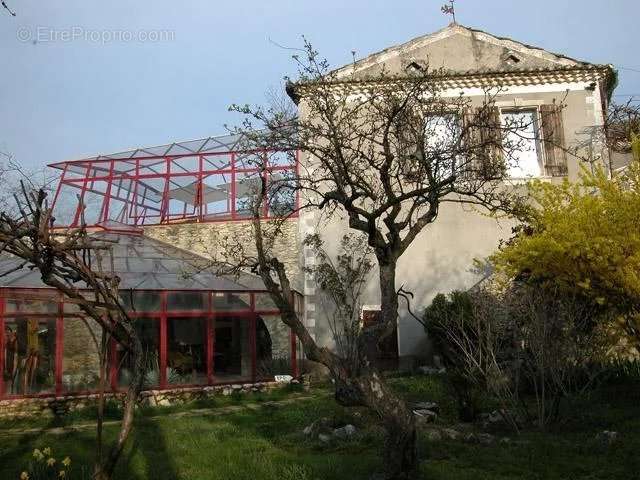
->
{"left": 20, "top": 472, "right": 29, "bottom": 480}
{"left": 62, "top": 457, "right": 71, "bottom": 467}
{"left": 43, "top": 447, "right": 52, "bottom": 456}
{"left": 46, "top": 458, "right": 56, "bottom": 467}
{"left": 58, "top": 471, "right": 66, "bottom": 478}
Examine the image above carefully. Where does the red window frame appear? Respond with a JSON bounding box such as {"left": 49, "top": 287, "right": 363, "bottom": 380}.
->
{"left": 0, "top": 288, "right": 297, "bottom": 400}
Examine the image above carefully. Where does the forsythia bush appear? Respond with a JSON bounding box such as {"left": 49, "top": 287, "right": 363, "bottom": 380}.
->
{"left": 490, "top": 162, "right": 640, "bottom": 352}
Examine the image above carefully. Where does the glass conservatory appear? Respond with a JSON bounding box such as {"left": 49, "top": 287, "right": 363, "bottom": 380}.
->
{"left": 0, "top": 233, "right": 301, "bottom": 399}
{"left": 48, "top": 131, "right": 299, "bottom": 230}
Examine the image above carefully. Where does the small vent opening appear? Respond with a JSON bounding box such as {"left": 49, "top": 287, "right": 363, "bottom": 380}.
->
{"left": 506, "top": 54, "right": 521, "bottom": 65}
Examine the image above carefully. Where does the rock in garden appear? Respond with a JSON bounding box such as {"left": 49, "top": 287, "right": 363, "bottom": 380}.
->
{"left": 417, "top": 366, "right": 446, "bottom": 375}
{"left": 318, "top": 433, "right": 332, "bottom": 443}
{"left": 424, "top": 429, "right": 442, "bottom": 441}
{"left": 414, "top": 401, "right": 439, "bottom": 413}
{"left": 413, "top": 409, "right": 437, "bottom": 423}
{"left": 440, "top": 428, "right": 461, "bottom": 440}
{"left": 596, "top": 430, "right": 618, "bottom": 446}
{"left": 464, "top": 432, "right": 495, "bottom": 445}
{"left": 333, "top": 424, "right": 357, "bottom": 438}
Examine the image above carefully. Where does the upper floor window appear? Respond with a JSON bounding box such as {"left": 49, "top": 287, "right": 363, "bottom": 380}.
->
{"left": 500, "top": 109, "right": 543, "bottom": 178}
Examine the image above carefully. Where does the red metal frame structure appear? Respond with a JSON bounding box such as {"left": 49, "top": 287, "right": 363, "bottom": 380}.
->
{"left": 0, "top": 287, "right": 301, "bottom": 399}
{"left": 48, "top": 132, "right": 300, "bottom": 229}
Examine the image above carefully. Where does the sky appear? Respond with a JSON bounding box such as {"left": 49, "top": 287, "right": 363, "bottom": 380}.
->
{"left": 1, "top": 0, "right": 639, "bottom": 170}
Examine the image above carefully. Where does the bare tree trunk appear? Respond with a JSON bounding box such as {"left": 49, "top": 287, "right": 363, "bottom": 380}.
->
{"left": 372, "top": 261, "right": 418, "bottom": 480}
{"left": 93, "top": 332, "right": 144, "bottom": 480}
{"left": 95, "top": 330, "right": 108, "bottom": 471}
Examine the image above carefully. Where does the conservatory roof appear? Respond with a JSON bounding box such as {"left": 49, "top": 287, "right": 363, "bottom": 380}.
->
{"left": 49, "top": 132, "right": 247, "bottom": 165}
{"left": 0, "top": 231, "right": 267, "bottom": 291}
{"left": 47, "top": 128, "right": 292, "bottom": 167}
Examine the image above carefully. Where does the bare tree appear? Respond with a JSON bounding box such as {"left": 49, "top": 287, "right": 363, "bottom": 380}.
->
{"left": 304, "top": 233, "right": 374, "bottom": 369}
{"left": 224, "top": 41, "right": 532, "bottom": 479}
{"left": 0, "top": 187, "right": 144, "bottom": 480}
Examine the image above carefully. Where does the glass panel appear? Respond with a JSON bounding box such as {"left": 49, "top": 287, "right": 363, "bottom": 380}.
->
{"left": 212, "top": 292, "right": 251, "bottom": 311}
{"left": 214, "top": 316, "right": 252, "bottom": 381}
{"left": 167, "top": 317, "right": 206, "bottom": 385}
{"left": 501, "top": 110, "right": 542, "bottom": 178}
{"left": 235, "top": 171, "right": 262, "bottom": 218}
{"left": 424, "top": 114, "right": 460, "bottom": 153}
{"left": 254, "top": 293, "right": 277, "bottom": 312}
{"left": 116, "top": 318, "right": 160, "bottom": 388}
{"left": 3, "top": 318, "right": 57, "bottom": 395}
{"left": 63, "top": 293, "right": 96, "bottom": 314}
{"left": 267, "top": 170, "right": 297, "bottom": 217}
{"left": 267, "top": 150, "right": 296, "bottom": 168}
{"left": 202, "top": 173, "right": 233, "bottom": 220}
{"left": 52, "top": 182, "right": 84, "bottom": 226}
{"left": 203, "top": 153, "right": 232, "bottom": 171}
{"left": 167, "top": 292, "right": 206, "bottom": 311}
{"left": 166, "top": 175, "right": 199, "bottom": 222}
{"left": 81, "top": 179, "right": 110, "bottom": 225}
{"left": 257, "top": 314, "right": 291, "bottom": 378}
{"left": 63, "top": 317, "right": 102, "bottom": 392}
{"left": 6, "top": 298, "right": 58, "bottom": 315}
{"left": 119, "top": 291, "right": 161, "bottom": 312}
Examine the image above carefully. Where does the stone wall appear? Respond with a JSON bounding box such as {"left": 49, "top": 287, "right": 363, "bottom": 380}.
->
{"left": 62, "top": 318, "right": 101, "bottom": 391}
{"left": 0, "top": 381, "right": 282, "bottom": 419}
{"left": 144, "top": 219, "right": 302, "bottom": 286}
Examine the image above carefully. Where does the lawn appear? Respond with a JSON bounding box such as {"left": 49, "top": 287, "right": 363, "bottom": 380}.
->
{"left": 0, "top": 376, "right": 638, "bottom": 480}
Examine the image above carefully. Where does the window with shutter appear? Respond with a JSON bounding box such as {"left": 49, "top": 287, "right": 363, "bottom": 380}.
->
{"left": 500, "top": 109, "right": 544, "bottom": 178}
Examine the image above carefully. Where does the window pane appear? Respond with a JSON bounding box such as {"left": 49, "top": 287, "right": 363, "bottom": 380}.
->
{"left": 117, "top": 318, "right": 160, "bottom": 388}
{"left": 424, "top": 114, "right": 460, "bottom": 153}
{"left": 167, "top": 292, "right": 206, "bottom": 311}
{"left": 3, "top": 318, "right": 56, "bottom": 395}
{"left": 501, "top": 110, "right": 542, "bottom": 178}
{"left": 5, "top": 298, "right": 58, "bottom": 315}
{"left": 267, "top": 170, "right": 297, "bottom": 217}
{"left": 119, "top": 291, "right": 161, "bottom": 312}
{"left": 214, "top": 316, "right": 252, "bottom": 381}
{"left": 254, "top": 293, "right": 277, "bottom": 312}
{"left": 63, "top": 317, "right": 102, "bottom": 392}
{"left": 257, "top": 314, "right": 291, "bottom": 378}
{"left": 167, "top": 317, "right": 206, "bottom": 385}
{"left": 212, "top": 292, "right": 251, "bottom": 311}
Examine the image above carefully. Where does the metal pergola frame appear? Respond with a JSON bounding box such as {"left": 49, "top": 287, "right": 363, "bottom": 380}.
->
{"left": 48, "top": 132, "right": 299, "bottom": 229}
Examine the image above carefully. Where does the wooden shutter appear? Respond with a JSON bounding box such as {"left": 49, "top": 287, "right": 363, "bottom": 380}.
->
{"left": 477, "top": 106, "right": 504, "bottom": 178}
{"left": 461, "top": 107, "right": 479, "bottom": 174}
{"left": 540, "top": 104, "right": 568, "bottom": 176}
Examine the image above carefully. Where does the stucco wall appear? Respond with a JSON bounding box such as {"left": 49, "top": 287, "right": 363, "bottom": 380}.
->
{"left": 299, "top": 82, "right": 607, "bottom": 360}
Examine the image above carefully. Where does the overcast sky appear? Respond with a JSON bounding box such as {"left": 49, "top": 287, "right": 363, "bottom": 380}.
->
{"left": 1, "top": 0, "right": 638, "bottom": 169}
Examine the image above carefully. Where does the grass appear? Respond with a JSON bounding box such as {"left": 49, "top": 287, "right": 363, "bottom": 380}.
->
{"left": 1, "top": 376, "right": 638, "bottom": 480}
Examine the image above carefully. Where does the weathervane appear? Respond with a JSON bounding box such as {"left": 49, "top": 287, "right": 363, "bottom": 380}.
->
{"left": 441, "top": 0, "right": 456, "bottom": 24}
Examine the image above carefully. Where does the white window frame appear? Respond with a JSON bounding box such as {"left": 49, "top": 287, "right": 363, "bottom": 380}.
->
{"left": 499, "top": 106, "right": 547, "bottom": 179}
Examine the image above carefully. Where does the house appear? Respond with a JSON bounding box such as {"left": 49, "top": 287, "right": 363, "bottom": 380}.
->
{"left": 0, "top": 23, "right": 615, "bottom": 412}
{"left": 292, "top": 23, "right": 615, "bottom": 364}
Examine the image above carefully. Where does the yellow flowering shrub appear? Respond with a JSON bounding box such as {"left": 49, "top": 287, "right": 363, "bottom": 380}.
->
{"left": 490, "top": 162, "right": 640, "bottom": 350}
